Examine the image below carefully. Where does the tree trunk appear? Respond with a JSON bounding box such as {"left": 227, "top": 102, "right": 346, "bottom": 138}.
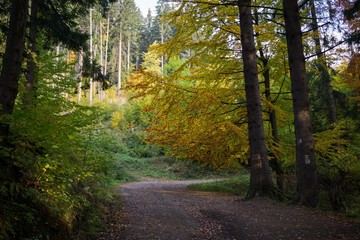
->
{"left": 0, "top": 0, "right": 29, "bottom": 136}
{"left": 283, "top": 0, "right": 319, "bottom": 207}
{"left": 161, "top": 20, "right": 164, "bottom": 76}
{"left": 25, "top": 0, "right": 39, "bottom": 106}
{"left": 238, "top": 0, "right": 274, "bottom": 198}
{"left": 127, "top": 36, "right": 131, "bottom": 73}
{"left": 99, "top": 20, "right": 103, "bottom": 100}
{"left": 100, "top": 20, "right": 103, "bottom": 74}
{"left": 89, "top": 8, "right": 93, "bottom": 105}
{"left": 262, "top": 56, "right": 284, "bottom": 191}
{"left": 309, "top": 0, "right": 337, "bottom": 124}
{"left": 254, "top": 7, "right": 284, "bottom": 192}
{"left": 118, "top": 29, "right": 123, "bottom": 90}
{"left": 104, "top": 15, "right": 110, "bottom": 75}
{"left": 78, "top": 51, "right": 83, "bottom": 104}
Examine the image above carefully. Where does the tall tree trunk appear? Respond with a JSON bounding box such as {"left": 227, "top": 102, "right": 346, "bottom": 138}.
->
{"left": 118, "top": 29, "right": 123, "bottom": 90}
{"left": 100, "top": 20, "right": 103, "bottom": 73}
{"left": 78, "top": 51, "right": 83, "bottom": 104}
{"left": 0, "top": 0, "right": 29, "bottom": 136}
{"left": 25, "top": 0, "right": 39, "bottom": 106}
{"left": 127, "top": 36, "right": 131, "bottom": 73}
{"left": 161, "top": 20, "right": 164, "bottom": 76}
{"left": 237, "top": 0, "right": 274, "bottom": 198}
{"left": 104, "top": 15, "right": 110, "bottom": 75}
{"left": 254, "top": 7, "right": 284, "bottom": 192}
{"left": 89, "top": 8, "right": 93, "bottom": 105}
{"left": 310, "top": 0, "right": 337, "bottom": 124}
{"left": 283, "top": 0, "right": 319, "bottom": 207}
{"left": 261, "top": 56, "right": 284, "bottom": 191}
{"left": 99, "top": 20, "right": 103, "bottom": 100}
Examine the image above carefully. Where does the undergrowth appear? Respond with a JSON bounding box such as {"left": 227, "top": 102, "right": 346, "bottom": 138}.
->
{"left": 188, "top": 175, "right": 250, "bottom": 196}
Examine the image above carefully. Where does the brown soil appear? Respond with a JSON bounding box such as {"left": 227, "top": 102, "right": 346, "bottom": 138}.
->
{"left": 97, "top": 180, "right": 360, "bottom": 240}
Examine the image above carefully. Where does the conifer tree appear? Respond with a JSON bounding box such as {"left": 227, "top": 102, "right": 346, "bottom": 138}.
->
{"left": 237, "top": 0, "right": 274, "bottom": 197}
{"left": 283, "top": 0, "right": 319, "bottom": 207}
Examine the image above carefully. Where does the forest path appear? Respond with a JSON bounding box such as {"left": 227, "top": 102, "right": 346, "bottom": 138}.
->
{"left": 97, "top": 180, "right": 360, "bottom": 240}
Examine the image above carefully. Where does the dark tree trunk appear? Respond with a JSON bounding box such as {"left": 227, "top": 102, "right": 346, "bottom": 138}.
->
{"left": 25, "top": 0, "right": 39, "bottom": 105}
{"left": 261, "top": 56, "right": 284, "bottom": 191}
{"left": 283, "top": 0, "right": 319, "bottom": 207}
{"left": 0, "top": 0, "right": 29, "bottom": 136}
{"left": 238, "top": 0, "right": 274, "bottom": 198}
{"left": 309, "top": 0, "right": 337, "bottom": 124}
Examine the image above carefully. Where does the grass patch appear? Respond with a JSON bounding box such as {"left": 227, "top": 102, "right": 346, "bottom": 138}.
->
{"left": 188, "top": 175, "right": 250, "bottom": 196}
{"left": 114, "top": 154, "right": 240, "bottom": 182}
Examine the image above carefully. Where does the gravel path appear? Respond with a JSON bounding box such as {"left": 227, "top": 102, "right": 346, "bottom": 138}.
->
{"left": 98, "top": 180, "right": 360, "bottom": 240}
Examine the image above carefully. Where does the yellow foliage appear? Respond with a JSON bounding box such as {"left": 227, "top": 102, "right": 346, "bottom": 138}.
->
{"left": 111, "top": 111, "right": 122, "bottom": 131}
{"left": 127, "top": 0, "right": 294, "bottom": 169}
{"left": 314, "top": 120, "right": 356, "bottom": 173}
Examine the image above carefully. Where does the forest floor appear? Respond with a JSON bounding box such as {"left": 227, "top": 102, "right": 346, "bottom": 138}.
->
{"left": 97, "top": 179, "right": 360, "bottom": 240}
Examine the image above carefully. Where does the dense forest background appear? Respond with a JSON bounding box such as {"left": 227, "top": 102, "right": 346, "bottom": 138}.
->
{"left": 0, "top": 0, "right": 359, "bottom": 239}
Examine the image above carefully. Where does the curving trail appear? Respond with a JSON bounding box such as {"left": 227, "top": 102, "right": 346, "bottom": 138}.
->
{"left": 98, "top": 180, "right": 360, "bottom": 240}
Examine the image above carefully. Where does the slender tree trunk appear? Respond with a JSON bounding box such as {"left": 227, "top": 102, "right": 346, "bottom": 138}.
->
{"left": 118, "top": 29, "right": 122, "bottom": 90}
{"left": 161, "top": 21, "right": 164, "bottom": 76}
{"left": 136, "top": 54, "right": 140, "bottom": 70}
{"left": 283, "top": 0, "right": 319, "bottom": 207}
{"left": 89, "top": 8, "right": 93, "bottom": 105}
{"left": 127, "top": 36, "right": 131, "bottom": 73}
{"left": 78, "top": 51, "right": 83, "bottom": 103}
{"left": 238, "top": 0, "right": 274, "bottom": 198}
{"left": 99, "top": 20, "right": 103, "bottom": 100}
{"left": 260, "top": 55, "right": 284, "bottom": 191}
{"left": 254, "top": 8, "right": 283, "bottom": 192}
{"left": 25, "top": 0, "right": 39, "bottom": 106}
{"left": 309, "top": 0, "right": 337, "bottom": 124}
{"left": 0, "top": 0, "right": 29, "bottom": 137}
{"left": 100, "top": 20, "right": 103, "bottom": 73}
{"left": 104, "top": 15, "right": 110, "bottom": 75}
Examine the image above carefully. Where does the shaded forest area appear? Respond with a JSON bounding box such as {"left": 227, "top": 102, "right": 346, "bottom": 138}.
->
{"left": 0, "top": 0, "right": 359, "bottom": 239}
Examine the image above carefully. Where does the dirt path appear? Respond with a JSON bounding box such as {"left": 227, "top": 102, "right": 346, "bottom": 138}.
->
{"left": 98, "top": 180, "right": 360, "bottom": 240}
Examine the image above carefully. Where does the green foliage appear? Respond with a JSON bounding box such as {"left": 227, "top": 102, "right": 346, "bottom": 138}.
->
{"left": 314, "top": 119, "right": 360, "bottom": 215}
{"left": 0, "top": 48, "right": 118, "bottom": 239}
{"left": 116, "top": 155, "right": 239, "bottom": 181}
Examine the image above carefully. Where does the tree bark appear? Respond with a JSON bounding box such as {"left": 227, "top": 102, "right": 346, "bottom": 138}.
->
{"left": 78, "top": 51, "right": 83, "bottom": 104}
{"left": 254, "top": 7, "right": 284, "bottom": 192}
{"left": 89, "top": 8, "right": 93, "bottom": 105}
{"left": 104, "top": 15, "right": 110, "bottom": 75}
{"left": 127, "top": 36, "right": 131, "bottom": 73}
{"left": 25, "top": 0, "right": 39, "bottom": 106}
{"left": 238, "top": 0, "right": 274, "bottom": 198}
{"left": 118, "top": 28, "right": 123, "bottom": 90}
{"left": 309, "top": 0, "right": 337, "bottom": 124}
{"left": 283, "top": 0, "right": 319, "bottom": 207}
{"left": 99, "top": 20, "right": 103, "bottom": 100}
{"left": 100, "top": 20, "right": 103, "bottom": 74}
{"left": 161, "top": 20, "right": 164, "bottom": 76}
{"left": 262, "top": 56, "right": 284, "bottom": 191}
{"left": 0, "top": 0, "right": 29, "bottom": 136}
